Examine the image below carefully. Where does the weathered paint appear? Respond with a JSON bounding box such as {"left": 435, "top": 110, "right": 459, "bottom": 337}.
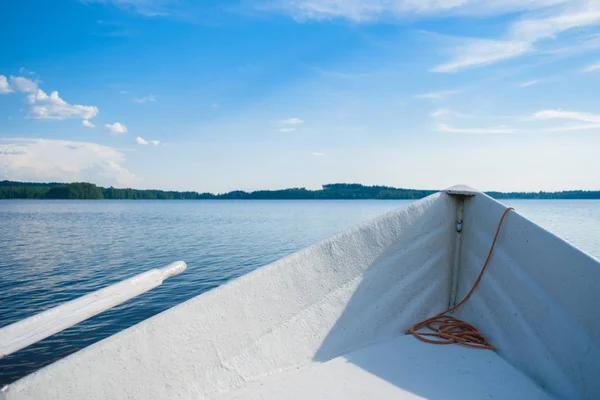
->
{"left": 2, "top": 193, "right": 457, "bottom": 399}
{"left": 0, "top": 261, "right": 187, "bottom": 359}
{"left": 454, "top": 193, "right": 600, "bottom": 399}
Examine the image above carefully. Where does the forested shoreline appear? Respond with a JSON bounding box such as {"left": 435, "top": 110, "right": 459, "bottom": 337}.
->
{"left": 1, "top": 180, "right": 599, "bottom": 200}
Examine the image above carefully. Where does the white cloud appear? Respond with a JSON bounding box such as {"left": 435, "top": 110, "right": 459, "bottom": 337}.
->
{"left": 136, "top": 136, "right": 160, "bottom": 145}
{"left": 538, "top": 123, "right": 600, "bottom": 132}
{"left": 283, "top": 117, "right": 304, "bottom": 125}
{"left": 105, "top": 122, "right": 128, "bottom": 134}
{"left": 0, "top": 75, "right": 12, "bottom": 94}
{"left": 530, "top": 109, "right": 600, "bottom": 123}
{"left": 583, "top": 61, "right": 600, "bottom": 72}
{"left": 433, "top": 5, "right": 600, "bottom": 72}
{"left": 82, "top": 119, "right": 96, "bottom": 128}
{"left": 430, "top": 108, "right": 451, "bottom": 118}
{"left": 83, "top": 1, "right": 597, "bottom": 75}
{"left": 431, "top": 107, "right": 523, "bottom": 120}
{"left": 311, "top": 152, "right": 326, "bottom": 156}
{"left": 432, "top": 39, "right": 532, "bottom": 72}
{"left": 19, "top": 67, "right": 36, "bottom": 75}
{"left": 279, "top": 117, "right": 304, "bottom": 132}
{"left": 262, "top": 0, "right": 568, "bottom": 21}
{"left": 519, "top": 79, "right": 540, "bottom": 87}
{"left": 10, "top": 76, "right": 38, "bottom": 93}
{"left": 120, "top": 90, "right": 129, "bottom": 94}
{"left": 132, "top": 95, "right": 157, "bottom": 103}
{"left": 437, "top": 114, "right": 600, "bottom": 134}
{"left": 430, "top": 108, "right": 516, "bottom": 119}
{"left": 415, "top": 90, "right": 460, "bottom": 100}
{"left": 437, "top": 123, "right": 516, "bottom": 134}
{"left": 0, "top": 138, "right": 137, "bottom": 187}
{"left": 1, "top": 74, "right": 99, "bottom": 121}
{"left": 430, "top": 108, "right": 480, "bottom": 118}
{"left": 26, "top": 89, "right": 99, "bottom": 120}
{"left": 509, "top": 7, "right": 600, "bottom": 42}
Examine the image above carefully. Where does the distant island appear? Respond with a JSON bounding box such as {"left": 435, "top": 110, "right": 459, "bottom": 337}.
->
{"left": 1, "top": 180, "right": 600, "bottom": 200}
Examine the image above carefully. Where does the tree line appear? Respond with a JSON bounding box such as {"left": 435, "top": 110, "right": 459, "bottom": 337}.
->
{"left": 1, "top": 180, "right": 599, "bottom": 200}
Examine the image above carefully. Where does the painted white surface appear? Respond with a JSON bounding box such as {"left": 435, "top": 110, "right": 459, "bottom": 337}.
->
{"left": 443, "top": 184, "right": 479, "bottom": 196}
{"left": 3, "top": 190, "right": 599, "bottom": 399}
{"left": 2, "top": 193, "right": 457, "bottom": 400}
{"left": 0, "top": 261, "right": 186, "bottom": 359}
{"left": 217, "top": 335, "right": 551, "bottom": 400}
{"left": 455, "top": 193, "right": 600, "bottom": 399}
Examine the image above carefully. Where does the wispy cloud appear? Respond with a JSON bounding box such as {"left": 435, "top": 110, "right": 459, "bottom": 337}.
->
{"left": 260, "top": 0, "right": 571, "bottom": 22}
{"left": 539, "top": 123, "right": 600, "bottom": 132}
{"left": 19, "top": 67, "right": 36, "bottom": 76}
{"left": 437, "top": 111, "right": 600, "bottom": 134}
{"left": 283, "top": 117, "right": 304, "bottom": 125}
{"left": 437, "top": 123, "right": 516, "bottom": 134}
{"left": 519, "top": 79, "right": 540, "bottom": 87}
{"left": 431, "top": 107, "right": 520, "bottom": 120}
{"left": 105, "top": 122, "right": 128, "bottom": 133}
{"left": 82, "top": 119, "right": 96, "bottom": 128}
{"left": 81, "top": 0, "right": 598, "bottom": 78}
{"left": 311, "top": 152, "right": 326, "bottom": 156}
{"left": 432, "top": 39, "right": 532, "bottom": 73}
{"left": 136, "top": 136, "right": 160, "bottom": 145}
{"left": 540, "top": 33, "right": 600, "bottom": 56}
{"left": 583, "top": 61, "right": 600, "bottom": 72}
{"left": 430, "top": 108, "right": 473, "bottom": 118}
{"left": 415, "top": 90, "right": 460, "bottom": 101}
{"left": 0, "top": 138, "right": 137, "bottom": 187}
{"left": 132, "top": 94, "right": 157, "bottom": 103}
{"left": 433, "top": 5, "right": 600, "bottom": 72}
{"left": 279, "top": 117, "right": 304, "bottom": 132}
{"left": 430, "top": 108, "right": 451, "bottom": 118}
{"left": 530, "top": 109, "right": 600, "bottom": 123}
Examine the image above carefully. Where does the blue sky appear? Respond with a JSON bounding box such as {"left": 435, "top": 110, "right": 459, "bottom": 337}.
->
{"left": 1, "top": 0, "right": 600, "bottom": 192}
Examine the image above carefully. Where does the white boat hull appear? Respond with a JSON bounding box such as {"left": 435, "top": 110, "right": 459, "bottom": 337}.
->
{"left": 2, "top": 187, "right": 599, "bottom": 399}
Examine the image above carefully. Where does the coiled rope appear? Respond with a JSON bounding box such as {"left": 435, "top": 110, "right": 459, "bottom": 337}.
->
{"left": 406, "top": 207, "right": 514, "bottom": 350}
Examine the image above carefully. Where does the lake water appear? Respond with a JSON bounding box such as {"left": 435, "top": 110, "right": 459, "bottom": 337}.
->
{"left": 1, "top": 199, "right": 600, "bottom": 385}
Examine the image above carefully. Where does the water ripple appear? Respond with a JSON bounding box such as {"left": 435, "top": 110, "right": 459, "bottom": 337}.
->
{"left": 0, "top": 199, "right": 411, "bottom": 384}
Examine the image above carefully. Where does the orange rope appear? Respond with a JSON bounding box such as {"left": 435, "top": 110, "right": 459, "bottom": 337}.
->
{"left": 406, "top": 207, "right": 515, "bottom": 350}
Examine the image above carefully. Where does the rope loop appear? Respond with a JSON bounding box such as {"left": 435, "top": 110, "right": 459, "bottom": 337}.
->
{"left": 406, "top": 207, "right": 514, "bottom": 350}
